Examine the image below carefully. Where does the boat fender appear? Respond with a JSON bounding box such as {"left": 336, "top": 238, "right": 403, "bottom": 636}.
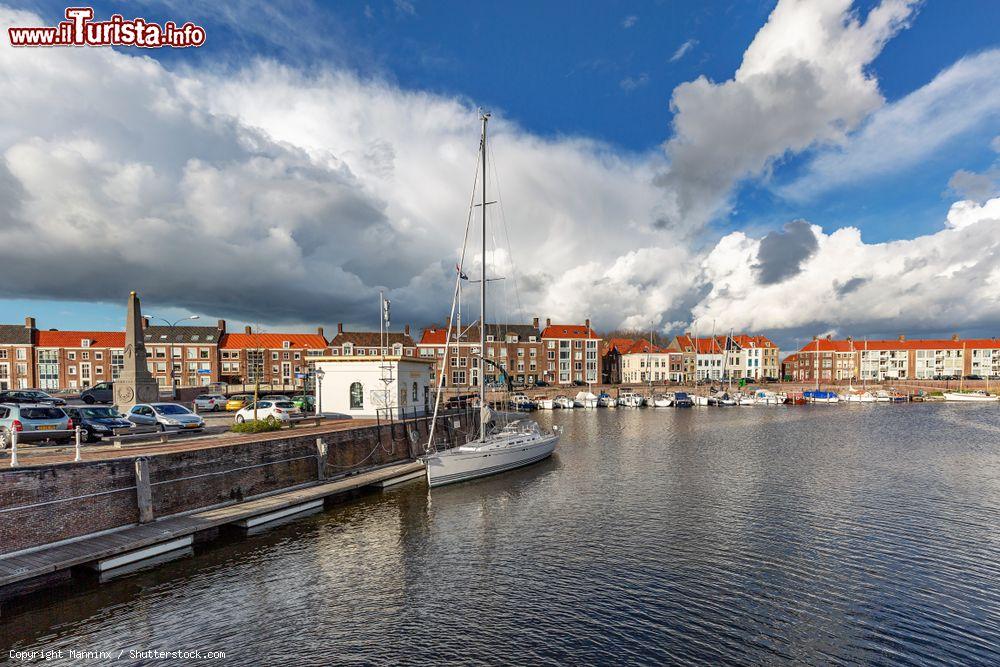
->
{"left": 552, "top": 425, "right": 559, "bottom": 432}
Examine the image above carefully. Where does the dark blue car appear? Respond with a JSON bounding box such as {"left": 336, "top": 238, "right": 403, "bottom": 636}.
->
{"left": 64, "top": 406, "right": 134, "bottom": 442}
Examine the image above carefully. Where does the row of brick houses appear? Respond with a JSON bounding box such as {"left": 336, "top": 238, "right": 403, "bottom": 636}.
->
{"left": 602, "top": 333, "right": 782, "bottom": 384}
{"left": 0, "top": 318, "right": 416, "bottom": 391}
{"left": 783, "top": 335, "right": 1000, "bottom": 382}
{"left": 417, "top": 318, "right": 602, "bottom": 389}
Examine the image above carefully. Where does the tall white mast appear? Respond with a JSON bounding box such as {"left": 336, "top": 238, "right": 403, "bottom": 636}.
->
{"left": 479, "top": 112, "right": 489, "bottom": 441}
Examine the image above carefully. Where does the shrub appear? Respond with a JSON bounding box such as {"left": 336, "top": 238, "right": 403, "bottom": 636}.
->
{"left": 231, "top": 416, "right": 283, "bottom": 434}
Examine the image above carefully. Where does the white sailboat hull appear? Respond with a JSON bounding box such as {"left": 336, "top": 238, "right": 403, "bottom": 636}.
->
{"left": 652, "top": 398, "right": 672, "bottom": 407}
{"left": 691, "top": 395, "right": 710, "bottom": 406}
{"left": 943, "top": 392, "right": 1000, "bottom": 402}
{"left": 423, "top": 433, "right": 558, "bottom": 487}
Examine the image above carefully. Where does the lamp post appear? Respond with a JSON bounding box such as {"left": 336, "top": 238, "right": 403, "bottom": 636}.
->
{"left": 147, "top": 315, "right": 200, "bottom": 392}
{"left": 314, "top": 366, "right": 325, "bottom": 417}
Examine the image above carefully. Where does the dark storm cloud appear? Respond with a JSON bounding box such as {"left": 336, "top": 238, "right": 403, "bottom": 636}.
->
{"left": 753, "top": 220, "right": 819, "bottom": 285}
{"left": 834, "top": 276, "right": 869, "bottom": 297}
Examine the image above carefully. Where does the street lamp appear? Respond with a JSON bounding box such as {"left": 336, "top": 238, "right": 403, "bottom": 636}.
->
{"left": 314, "top": 366, "right": 325, "bottom": 416}
{"left": 147, "top": 314, "right": 200, "bottom": 391}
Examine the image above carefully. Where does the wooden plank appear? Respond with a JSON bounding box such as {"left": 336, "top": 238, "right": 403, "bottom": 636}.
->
{"left": 0, "top": 460, "right": 424, "bottom": 588}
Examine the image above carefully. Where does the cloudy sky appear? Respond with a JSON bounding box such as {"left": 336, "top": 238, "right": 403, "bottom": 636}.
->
{"left": 1, "top": 0, "right": 999, "bottom": 352}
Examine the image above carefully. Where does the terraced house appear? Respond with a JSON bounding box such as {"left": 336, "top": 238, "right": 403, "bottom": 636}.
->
{"left": 218, "top": 327, "right": 329, "bottom": 388}
{"left": 327, "top": 323, "right": 416, "bottom": 356}
{"left": 417, "top": 320, "right": 544, "bottom": 389}
{"left": 540, "top": 319, "right": 600, "bottom": 385}
{"left": 0, "top": 318, "right": 36, "bottom": 390}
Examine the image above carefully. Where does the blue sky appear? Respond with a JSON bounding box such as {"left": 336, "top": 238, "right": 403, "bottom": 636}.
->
{"left": 2, "top": 1, "right": 1000, "bottom": 347}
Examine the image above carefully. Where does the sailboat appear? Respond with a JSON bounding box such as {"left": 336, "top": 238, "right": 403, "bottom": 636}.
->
{"left": 423, "top": 113, "right": 559, "bottom": 488}
{"left": 944, "top": 341, "right": 999, "bottom": 401}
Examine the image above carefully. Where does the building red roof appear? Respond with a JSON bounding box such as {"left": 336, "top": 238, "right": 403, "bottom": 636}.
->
{"left": 732, "top": 334, "right": 777, "bottom": 349}
{"left": 35, "top": 330, "right": 125, "bottom": 348}
{"left": 220, "top": 333, "right": 328, "bottom": 350}
{"left": 419, "top": 327, "right": 449, "bottom": 345}
{"left": 602, "top": 338, "right": 638, "bottom": 356}
{"left": 540, "top": 324, "right": 599, "bottom": 340}
{"left": 797, "top": 337, "right": 1000, "bottom": 353}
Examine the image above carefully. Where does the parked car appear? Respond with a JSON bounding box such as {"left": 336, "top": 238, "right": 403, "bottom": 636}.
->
{"left": 193, "top": 394, "right": 228, "bottom": 411}
{"left": 572, "top": 380, "right": 586, "bottom": 387}
{"left": 0, "top": 404, "right": 73, "bottom": 448}
{"left": 126, "top": 403, "right": 205, "bottom": 431}
{"left": 64, "top": 406, "right": 134, "bottom": 442}
{"left": 262, "top": 395, "right": 291, "bottom": 402}
{"left": 291, "top": 395, "right": 315, "bottom": 411}
{"left": 234, "top": 400, "right": 299, "bottom": 423}
{"left": 964, "top": 374, "right": 984, "bottom": 381}
{"left": 534, "top": 380, "right": 550, "bottom": 387}
{"left": 0, "top": 389, "right": 66, "bottom": 406}
{"left": 79, "top": 382, "right": 114, "bottom": 404}
{"left": 225, "top": 394, "right": 253, "bottom": 411}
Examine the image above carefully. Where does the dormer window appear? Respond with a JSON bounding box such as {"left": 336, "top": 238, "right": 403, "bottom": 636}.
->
{"left": 282, "top": 341, "right": 291, "bottom": 349}
{"left": 486, "top": 335, "right": 494, "bottom": 342}
{"left": 343, "top": 343, "right": 353, "bottom": 355}
{"left": 81, "top": 339, "right": 91, "bottom": 348}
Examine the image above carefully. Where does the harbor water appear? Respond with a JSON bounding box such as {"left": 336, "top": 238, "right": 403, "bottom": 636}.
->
{"left": 3, "top": 404, "right": 1000, "bottom": 665}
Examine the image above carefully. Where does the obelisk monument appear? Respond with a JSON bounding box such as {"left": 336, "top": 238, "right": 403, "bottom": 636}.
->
{"left": 114, "top": 291, "right": 159, "bottom": 410}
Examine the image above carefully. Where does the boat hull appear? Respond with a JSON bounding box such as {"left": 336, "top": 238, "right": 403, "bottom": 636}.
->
{"left": 943, "top": 392, "right": 1000, "bottom": 402}
{"left": 423, "top": 433, "right": 558, "bottom": 487}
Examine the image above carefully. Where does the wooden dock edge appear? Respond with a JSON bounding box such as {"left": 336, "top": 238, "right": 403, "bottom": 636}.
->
{"left": 0, "top": 460, "right": 426, "bottom": 606}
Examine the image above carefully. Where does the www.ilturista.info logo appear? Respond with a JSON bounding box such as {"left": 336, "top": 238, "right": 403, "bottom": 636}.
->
{"left": 8, "top": 7, "right": 206, "bottom": 48}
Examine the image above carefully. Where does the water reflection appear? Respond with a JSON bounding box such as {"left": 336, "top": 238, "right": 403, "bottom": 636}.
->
{"left": 3, "top": 405, "right": 1000, "bottom": 665}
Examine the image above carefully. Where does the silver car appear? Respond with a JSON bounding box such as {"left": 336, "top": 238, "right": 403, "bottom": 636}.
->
{"left": 126, "top": 403, "right": 205, "bottom": 432}
{"left": 0, "top": 403, "right": 74, "bottom": 448}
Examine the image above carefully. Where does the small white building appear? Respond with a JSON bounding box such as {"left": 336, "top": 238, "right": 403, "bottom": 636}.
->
{"left": 314, "top": 355, "right": 435, "bottom": 419}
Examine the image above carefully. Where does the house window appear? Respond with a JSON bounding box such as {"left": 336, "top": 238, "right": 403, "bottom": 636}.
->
{"left": 350, "top": 382, "right": 364, "bottom": 409}
{"left": 412, "top": 382, "right": 418, "bottom": 401}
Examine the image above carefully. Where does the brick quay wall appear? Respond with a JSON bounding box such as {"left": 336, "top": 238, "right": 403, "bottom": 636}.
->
{"left": 0, "top": 412, "right": 476, "bottom": 556}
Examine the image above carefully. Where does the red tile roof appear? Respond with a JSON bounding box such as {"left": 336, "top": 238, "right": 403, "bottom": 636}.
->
{"left": 36, "top": 330, "right": 125, "bottom": 348}
{"left": 602, "top": 338, "right": 638, "bottom": 356}
{"left": 419, "top": 328, "right": 449, "bottom": 345}
{"left": 797, "top": 338, "right": 1000, "bottom": 353}
{"left": 540, "top": 324, "right": 599, "bottom": 340}
{"left": 220, "top": 333, "right": 328, "bottom": 350}
{"left": 732, "top": 334, "right": 777, "bottom": 349}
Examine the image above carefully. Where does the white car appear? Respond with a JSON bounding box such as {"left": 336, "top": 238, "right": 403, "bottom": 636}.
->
{"left": 193, "top": 394, "right": 228, "bottom": 411}
{"left": 234, "top": 400, "right": 299, "bottom": 423}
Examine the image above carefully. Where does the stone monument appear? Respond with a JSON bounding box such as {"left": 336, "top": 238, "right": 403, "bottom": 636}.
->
{"left": 114, "top": 291, "right": 159, "bottom": 409}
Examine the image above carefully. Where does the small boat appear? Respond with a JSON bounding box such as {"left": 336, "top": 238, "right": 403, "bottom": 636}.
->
{"left": 752, "top": 389, "right": 786, "bottom": 405}
{"left": 734, "top": 393, "right": 757, "bottom": 406}
{"left": 535, "top": 396, "right": 555, "bottom": 410}
{"left": 553, "top": 395, "right": 574, "bottom": 409}
{"left": 617, "top": 391, "right": 643, "bottom": 407}
{"left": 597, "top": 392, "right": 616, "bottom": 407}
{"left": 873, "top": 390, "right": 892, "bottom": 402}
{"left": 785, "top": 392, "right": 807, "bottom": 405}
{"left": 573, "top": 391, "right": 599, "bottom": 409}
{"left": 708, "top": 392, "right": 736, "bottom": 406}
{"left": 673, "top": 392, "right": 694, "bottom": 407}
{"left": 943, "top": 390, "right": 1000, "bottom": 402}
{"left": 844, "top": 389, "right": 876, "bottom": 403}
{"left": 804, "top": 390, "right": 839, "bottom": 403}
{"left": 690, "top": 394, "right": 710, "bottom": 406}
{"left": 651, "top": 394, "right": 673, "bottom": 407}
{"left": 508, "top": 393, "right": 537, "bottom": 411}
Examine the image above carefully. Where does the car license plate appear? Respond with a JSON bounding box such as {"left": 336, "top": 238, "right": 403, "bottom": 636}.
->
{"left": 184, "top": 423, "right": 198, "bottom": 428}
{"left": 37, "top": 424, "right": 56, "bottom": 430}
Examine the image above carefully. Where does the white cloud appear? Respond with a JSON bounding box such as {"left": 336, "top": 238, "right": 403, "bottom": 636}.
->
{"left": 656, "top": 0, "right": 918, "bottom": 233}
{"left": 619, "top": 73, "right": 649, "bottom": 92}
{"left": 669, "top": 39, "right": 697, "bottom": 63}
{"left": 694, "top": 197, "right": 1000, "bottom": 334}
{"left": 622, "top": 15, "right": 638, "bottom": 29}
{"left": 781, "top": 49, "right": 1000, "bottom": 201}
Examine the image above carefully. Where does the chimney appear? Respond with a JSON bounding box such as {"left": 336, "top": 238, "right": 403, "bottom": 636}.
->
{"left": 446, "top": 315, "right": 452, "bottom": 328}
{"left": 142, "top": 316, "right": 149, "bottom": 329}
{"left": 244, "top": 325, "right": 252, "bottom": 335}
{"left": 952, "top": 333, "right": 959, "bottom": 341}
{"left": 812, "top": 335, "right": 818, "bottom": 340}
{"left": 532, "top": 317, "right": 539, "bottom": 328}
{"left": 337, "top": 322, "right": 343, "bottom": 334}
{"left": 405, "top": 324, "right": 410, "bottom": 336}
{"left": 898, "top": 334, "right": 905, "bottom": 342}
{"left": 585, "top": 318, "right": 591, "bottom": 329}
{"left": 317, "top": 326, "right": 324, "bottom": 338}
{"left": 826, "top": 334, "right": 832, "bottom": 340}
{"left": 546, "top": 318, "right": 551, "bottom": 327}
{"left": 24, "top": 316, "right": 35, "bottom": 330}
{"left": 846, "top": 336, "right": 853, "bottom": 342}
{"left": 217, "top": 319, "right": 226, "bottom": 334}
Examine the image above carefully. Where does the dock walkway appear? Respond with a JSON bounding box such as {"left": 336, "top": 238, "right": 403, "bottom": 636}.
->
{"left": 0, "top": 460, "right": 424, "bottom": 590}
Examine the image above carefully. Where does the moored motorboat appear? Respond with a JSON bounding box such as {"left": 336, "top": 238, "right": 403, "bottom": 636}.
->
{"left": 574, "top": 391, "right": 599, "bottom": 409}
{"left": 752, "top": 389, "right": 786, "bottom": 405}
{"left": 844, "top": 389, "right": 876, "bottom": 403}
{"left": 673, "top": 392, "right": 695, "bottom": 407}
{"left": 535, "top": 396, "right": 555, "bottom": 410}
{"left": 597, "top": 392, "right": 616, "bottom": 407}
{"left": 943, "top": 390, "right": 1000, "bottom": 402}
{"left": 651, "top": 394, "right": 673, "bottom": 407}
{"left": 804, "top": 390, "right": 839, "bottom": 403}
{"left": 785, "top": 392, "right": 807, "bottom": 405}
{"left": 618, "top": 391, "right": 643, "bottom": 407}
{"left": 553, "top": 395, "right": 574, "bottom": 409}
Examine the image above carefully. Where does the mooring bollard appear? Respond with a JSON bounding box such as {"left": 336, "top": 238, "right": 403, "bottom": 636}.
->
{"left": 10, "top": 427, "right": 18, "bottom": 468}
{"left": 74, "top": 426, "right": 82, "bottom": 462}
{"left": 316, "top": 437, "right": 328, "bottom": 481}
